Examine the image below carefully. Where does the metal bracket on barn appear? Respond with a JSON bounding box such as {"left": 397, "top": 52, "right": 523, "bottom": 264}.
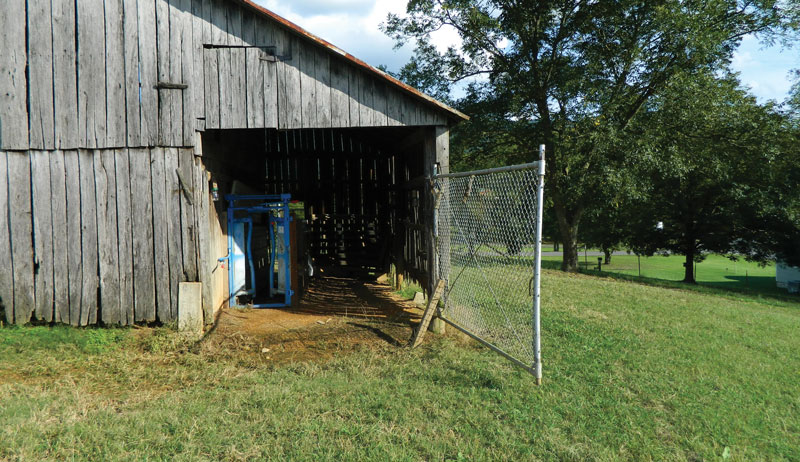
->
{"left": 225, "top": 194, "right": 294, "bottom": 308}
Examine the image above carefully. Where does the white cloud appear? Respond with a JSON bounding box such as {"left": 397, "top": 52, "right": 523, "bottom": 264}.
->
{"left": 252, "top": 0, "right": 462, "bottom": 73}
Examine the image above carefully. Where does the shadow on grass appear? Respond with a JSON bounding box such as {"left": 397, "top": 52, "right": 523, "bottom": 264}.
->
{"left": 576, "top": 268, "right": 799, "bottom": 306}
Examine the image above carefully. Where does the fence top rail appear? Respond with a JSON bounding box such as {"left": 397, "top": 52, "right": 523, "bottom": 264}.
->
{"left": 432, "top": 161, "right": 542, "bottom": 179}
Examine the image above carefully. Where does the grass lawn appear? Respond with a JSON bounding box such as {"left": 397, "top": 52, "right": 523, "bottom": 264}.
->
{"left": 2, "top": 270, "right": 799, "bottom": 461}
{"left": 544, "top": 253, "right": 784, "bottom": 298}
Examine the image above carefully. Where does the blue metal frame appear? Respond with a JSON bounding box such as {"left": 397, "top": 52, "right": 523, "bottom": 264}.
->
{"left": 225, "top": 194, "right": 293, "bottom": 308}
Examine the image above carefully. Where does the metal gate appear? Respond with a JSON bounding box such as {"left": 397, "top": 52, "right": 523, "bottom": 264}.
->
{"left": 433, "top": 146, "right": 546, "bottom": 383}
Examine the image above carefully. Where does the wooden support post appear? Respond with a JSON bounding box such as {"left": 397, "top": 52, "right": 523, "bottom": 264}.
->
{"left": 423, "top": 126, "right": 450, "bottom": 334}
{"left": 409, "top": 279, "right": 446, "bottom": 348}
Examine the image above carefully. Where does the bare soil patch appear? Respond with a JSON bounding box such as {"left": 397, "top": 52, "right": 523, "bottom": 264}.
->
{"left": 199, "top": 277, "right": 424, "bottom": 364}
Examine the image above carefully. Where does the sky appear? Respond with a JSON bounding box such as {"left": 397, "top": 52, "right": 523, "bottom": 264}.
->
{"left": 254, "top": 0, "right": 798, "bottom": 104}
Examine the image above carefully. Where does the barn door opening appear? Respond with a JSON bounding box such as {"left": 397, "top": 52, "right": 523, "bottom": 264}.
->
{"left": 433, "top": 148, "right": 546, "bottom": 383}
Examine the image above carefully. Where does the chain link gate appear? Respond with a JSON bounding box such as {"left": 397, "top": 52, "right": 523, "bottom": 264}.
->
{"left": 432, "top": 146, "right": 546, "bottom": 383}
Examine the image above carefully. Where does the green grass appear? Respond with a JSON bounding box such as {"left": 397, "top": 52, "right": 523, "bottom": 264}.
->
{"left": 544, "top": 253, "right": 783, "bottom": 297}
{"left": 2, "top": 271, "right": 799, "bottom": 461}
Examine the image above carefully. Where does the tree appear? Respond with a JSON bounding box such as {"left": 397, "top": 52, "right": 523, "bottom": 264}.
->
{"left": 625, "top": 71, "right": 799, "bottom": 283}
{"left": 384, "top": 0, "right": 797, "bottom": 271}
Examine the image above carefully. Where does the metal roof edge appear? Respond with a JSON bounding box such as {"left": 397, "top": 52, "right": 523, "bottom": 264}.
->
{"left": 234, "top": 0, "right": 469, "bottom": 123}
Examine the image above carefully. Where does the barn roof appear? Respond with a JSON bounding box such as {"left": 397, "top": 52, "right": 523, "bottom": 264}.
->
{"left": 235, "top": 0, "right": 469, "bottom": 123}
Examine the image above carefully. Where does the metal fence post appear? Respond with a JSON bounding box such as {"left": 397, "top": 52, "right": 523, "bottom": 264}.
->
{"left": 533, "top": 144, "right": 546, "bottom": 385}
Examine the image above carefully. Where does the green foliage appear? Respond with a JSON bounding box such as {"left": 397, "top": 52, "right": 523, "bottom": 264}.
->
{"left": 621, "top": 71, "right": 800, "bottom": 279}
{"left": 384, "top": 0, "right": 799, "bottom": 271}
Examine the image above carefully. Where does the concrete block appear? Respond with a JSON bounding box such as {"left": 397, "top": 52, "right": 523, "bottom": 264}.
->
{"left": 178, "top": 282, "right": 203, "bottom": 335}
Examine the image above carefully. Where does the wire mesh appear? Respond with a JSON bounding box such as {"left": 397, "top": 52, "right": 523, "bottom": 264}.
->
{"left": 434, "top": 164, "right": 542, "bottom": 368}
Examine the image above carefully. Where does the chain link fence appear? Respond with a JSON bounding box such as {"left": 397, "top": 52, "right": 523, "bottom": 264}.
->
{"left": 433, "top": 157, "right": 545, "bottom": 379}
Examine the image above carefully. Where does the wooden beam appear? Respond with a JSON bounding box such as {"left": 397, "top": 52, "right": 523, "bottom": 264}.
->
{"left": 409, "top": 279, "right": 446, "bottom": 348}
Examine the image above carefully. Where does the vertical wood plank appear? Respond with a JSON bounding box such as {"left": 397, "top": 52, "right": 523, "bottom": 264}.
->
{"left": 372, "top": 82, "right": 388, "bottom": 127}
{"left": 359, "top": 72, "right": 374, "bottom": 127}
{"left": 315, "top": 48, "right": 332, "bottom": 128}
{"left": 150, "top": 147, "right": 171, "bottom": 321}
{"left": 165, "top": 148, "right": 183, "bottom": 319}
{"left": 260, "top": 20, "right": 278, "bottom": 128}
{"left": 193, "top": 155, "right": 213, "bottom": 324}
{"left": 8, "top": 152, "right": 35, "bottom": 324}
{"left": 180, "top": 0, "right": 196, "bottom": 146}
{"left": 300, "top": 42, "right": 317, "bottom": 128}
{"left": 387, "top": 88, "right": 403, "bottom": 126}
{"left": 123, "top": 0, "right": 142, "bottom": 147}
{"left": 28, "top": 0, "right": 56, "bottom": 150}
{"left": 244, "top": 14, "right": 265, "bottom": 129}
{"left": 281, "top": 35, "right": 302, "bottom": 129}
{"left": 31, "top": 151, "right": 54, "bottom": 322}
{"left": 105, "top": 0, "right": 126, "bottom": 147}
{"left": 157, "top": 0, "right": 174, "bottom": 145}
{"left": 330, "top": 59, "right": 350, "bottom": 128}
{"left": 191, "top": 0, "right": 206, "bottom": 129}
{"left": 130, "top": 148, "right": 156, "bottom": 322}
{"left": 139, "top": 0, "right": 159, "bottom": 146}
{"left": 178, "top": 148, "right": 198, "bottom": 281}
{"left": 114, "top": 149, "right": 135, "bottom": 325}
{"left": 64, "top": 151, "right": 82, "bottom": 325}
{"left": 348, "top": 67, "right": 361, "bottom": 127}
{"left": 0, "top": 0, "right": 29, "bottom": 150}
{"left": 49, "top": 151, "right": 69, "bottom": 324}
{"left": 95, "top": 150, "right": 121, "bottom": 325}
{"left": 78, "top": 150, "right": 98, "bottom": 325}
{"left": 203, "top": 48, "right": 220, "bottom": 129}
{"left": 166, "top": 0, "right": 185, "bottom": 145}
{"left": 0, "top": 152, "right": 14, "bottom": 322}
{"left": 220, "top": 3, "right": 246, "bottom": 129}
{"left": 52, "top": 0, "right": 80, "bottom": 149}
{"left": 217, "top": 47, "right": 233, "bottom": 128}
{"left": 77, "top": 0, "right": 108, "bottom": 148}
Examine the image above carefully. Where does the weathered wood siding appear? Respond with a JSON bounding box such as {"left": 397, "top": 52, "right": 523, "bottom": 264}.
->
{"left": 0, "top": 0, "right": 455, "bottom": 326}
{"left": 0, "top": 0, "right": 451, "bottom": 152}
{"left": 0, "top": 147, "right": 205, "bottom": 326}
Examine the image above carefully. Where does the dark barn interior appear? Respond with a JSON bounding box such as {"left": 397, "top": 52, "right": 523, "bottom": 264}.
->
{"left": 200, "top": 126, "right": 437, "bottom": 308}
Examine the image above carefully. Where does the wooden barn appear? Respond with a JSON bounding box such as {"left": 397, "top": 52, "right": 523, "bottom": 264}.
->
{"left": 0, "top": 0, "right": 466, "bottom": 326}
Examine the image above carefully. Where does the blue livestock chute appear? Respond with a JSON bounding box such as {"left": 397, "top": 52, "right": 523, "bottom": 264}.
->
{"left": 222, "top": 194, "right": 293, "bottom": 308}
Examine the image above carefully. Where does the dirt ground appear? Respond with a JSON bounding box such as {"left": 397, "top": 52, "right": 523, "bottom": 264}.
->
{"left": 199, "top": 277, "right": 425, "bottom": 364}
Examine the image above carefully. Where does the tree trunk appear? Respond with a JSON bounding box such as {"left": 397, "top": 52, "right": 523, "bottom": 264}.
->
{"left": 554, "top": 203, "right": 581, "bottom": 272}
{"left": 683, "top": 249, "right": 696, "bottom": 283}
{"left": 604, "top": 247, "right": 612, "bottom": 265}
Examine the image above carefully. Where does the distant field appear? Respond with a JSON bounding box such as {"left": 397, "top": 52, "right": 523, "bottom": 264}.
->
{"left": 544, "top": 252, "right": 784, "bottom": 297}
{"left": 2, "top": 269, "right": 799, "bottom": 461}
